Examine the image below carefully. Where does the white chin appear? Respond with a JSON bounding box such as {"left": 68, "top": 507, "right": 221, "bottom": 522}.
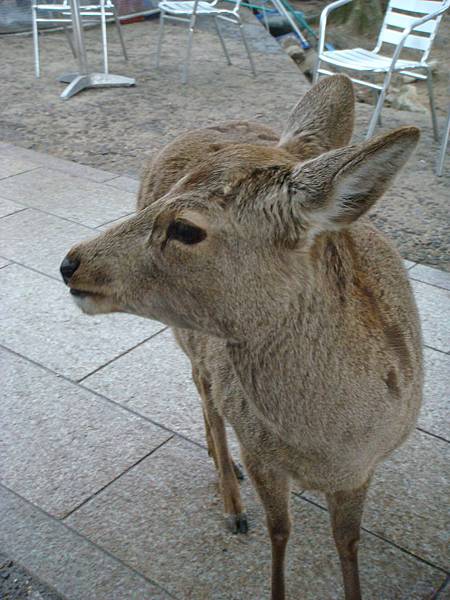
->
{"left": 71, "top": 294, "right": 113, "bottom": 315}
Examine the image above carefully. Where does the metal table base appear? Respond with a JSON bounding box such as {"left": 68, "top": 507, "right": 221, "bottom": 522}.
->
{"left": 59, "top": 73, "right": 135, "bottom": 100}
{"left": 60, "top": 0, "right": 135, "bottom": 100}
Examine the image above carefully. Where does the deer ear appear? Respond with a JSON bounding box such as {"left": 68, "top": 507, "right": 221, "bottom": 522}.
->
{"left": 291, "top": 127, "right": 420, "bottom": 232}
{"left": 278, "top": 75, "right": 355, "bottom": 159}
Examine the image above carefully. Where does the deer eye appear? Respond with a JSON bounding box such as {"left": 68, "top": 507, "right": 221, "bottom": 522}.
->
{"left": 167, "top": 220, "right": 206, "bottom": 245}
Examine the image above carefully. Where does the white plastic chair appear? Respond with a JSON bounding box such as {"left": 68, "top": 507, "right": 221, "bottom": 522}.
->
{"left": 32, "top": 0, "right": 128, "bottom": 78}
{"left": 436, "top": 100, "right": 450, "bottom": 176}
{"left": 314, "top": 0, "right": 450, "bottom": 139}
{"left": 156, "top": 0, "right": 256, "bottom": 84}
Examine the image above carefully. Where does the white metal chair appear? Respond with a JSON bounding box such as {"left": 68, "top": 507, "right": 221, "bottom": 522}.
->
{"left": 156, "top": 0, "right": 256, "bottom": 84}
{"left": 436, "top": 100, "right": 450, "bottom": 176}
{"left": 32, "top": 0, "right": 128, "bottom": 78}
{"left": 314, "top": 0, "right": 450, "bottom": 139}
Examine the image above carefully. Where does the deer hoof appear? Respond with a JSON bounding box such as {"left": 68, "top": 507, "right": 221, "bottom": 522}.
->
{"left": 226, "top": 512, "right": 248, "bottom": 534}
{"left": 233, "top": 461, "right": 245, "bottom": 481}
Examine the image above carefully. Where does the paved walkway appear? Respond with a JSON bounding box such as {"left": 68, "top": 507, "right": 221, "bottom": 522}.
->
{"left": 0, "top": 142, "right": 449, "bottom": 600}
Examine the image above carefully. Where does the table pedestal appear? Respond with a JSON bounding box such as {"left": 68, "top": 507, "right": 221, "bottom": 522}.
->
{"left": 60, "top": 0, "right": 135, "bottom": 100}
{"left": 59, "top": 73, "right": 135, "bottom": 100}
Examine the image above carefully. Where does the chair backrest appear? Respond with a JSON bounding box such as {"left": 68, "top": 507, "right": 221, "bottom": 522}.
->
{"left": 375, "top": 0, "right": 447, "bottom": 62}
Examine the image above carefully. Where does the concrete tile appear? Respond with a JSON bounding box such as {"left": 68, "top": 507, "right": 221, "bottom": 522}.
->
{"left": 366, "top": 430, "right": 450, "bottom": 570}
{"left": 0, "top": 349, "right": 171, "bottom": 517}
{"left": 0, "top": 143, "right": 118, "bottom": 183}
{"left": 412, "top": 279, "right": 450, "bottom": 353}
{"left": 420, "top": 347, "right": 450, "bottom": 440}
{"left": 83, "top": 329, "right": 242, "bottom": 457}
{"left": 66, "top": 437, "right": 444, "bottom": 600}
{"left": 305, "top": 430, "right": 449, "bottom": 571}
{"left": 0, "top": 197, "right": 26, "bottom": 218}
{"left": 436, "top": 577, "right": 450, "bottom": 599}
{"left": 105, "top": 176, "right": 140, "bottom": 195}
{"left": 97, "top": 213, "right": 134, "bottom": 231}
{"left": 0, "top": 264, "right": 165, "bottom": 380}
{"left": 0, "top": 208, "right": 95, "bottom": 279}
{"left": 83, "top": 329, "right": 204, "bottom": 443}
{"left": 0, "top": 156, "right": 38, "bottom": 180}
{"left": 0, "top": 168, "right": 136, "bottom": 228}
{"left": 403, "top": 259, "right": 416, "bottom": 269}
{"left": 409, "top": 264, "right": 450, "bottom": 291}
{"left": 0, "top": 485, "right": 172, "bottom": 599}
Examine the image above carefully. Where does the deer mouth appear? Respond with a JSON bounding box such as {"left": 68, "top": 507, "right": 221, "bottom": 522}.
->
{"left": 70, "top": 288, "right": 89, "bottom": 297}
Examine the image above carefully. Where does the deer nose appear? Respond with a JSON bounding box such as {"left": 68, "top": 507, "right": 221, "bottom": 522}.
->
{"left": 60, "top": 255, "right": 80, "bottom": 284}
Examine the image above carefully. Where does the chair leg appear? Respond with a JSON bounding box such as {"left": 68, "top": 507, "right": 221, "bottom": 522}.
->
{"left": 426, "top": 68, "right": 439, "bottom": 142}
{"left": 238, "top": 20, "right": 256, "bottom": 77}
{"left": 183, "top": 13, "right": 197, "bottom": 84}
{"left": 63, "top": 24, "right": 77, "bottom": 58}
{"left": 100, "top": 0, "right": 109, "bottom": 74}
{"left": 32, "top": 6, "right": 40, "bottom": 78}
{"left": 436, "top": 102, "right": 450, "bottom": 177}
{"left": 366, "top": 71, "right": 392, "bottom": 139}
{"left": 155, "top": 12, "right": 165, "bottom": 69}
{"left": 370, "top": 75, "right": 382, "bottom": 127}
{"left": 312, "top": 58, "right": 320, "bottom": 84}
{"left": 261, "top": 0, "right": 269, "bottom": 31}
{"left": 112, "top": 5, "right": 128, "bottom": 61}
{"left": 214, "top": 17, "right": 231, "bottom": 66}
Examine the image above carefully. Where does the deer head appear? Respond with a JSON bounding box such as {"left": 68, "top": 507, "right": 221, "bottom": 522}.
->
{"left": 61, "top": 76, "right": 419, "bottom": 341}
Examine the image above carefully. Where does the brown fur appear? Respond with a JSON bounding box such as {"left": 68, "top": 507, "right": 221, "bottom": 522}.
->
{"left": 62, "top": 75, "right": 423, "bottom": 600}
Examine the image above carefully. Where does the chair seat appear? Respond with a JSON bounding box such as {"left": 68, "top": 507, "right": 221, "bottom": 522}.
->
{"left": 159, "top": 0, "right": 220, "bottom": 14}
{"left": 35, "top": 2, "right": 113, "bottom": 10}
{"left": 319, "top": 48, "right": 424, "bottom": 73}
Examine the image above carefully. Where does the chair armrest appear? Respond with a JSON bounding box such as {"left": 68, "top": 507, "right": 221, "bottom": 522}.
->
{"left": 318, "top": 0, "right": 353, "bottom": 56}
{"left": 389, "top": 1, "right": 450, "bottom": 71}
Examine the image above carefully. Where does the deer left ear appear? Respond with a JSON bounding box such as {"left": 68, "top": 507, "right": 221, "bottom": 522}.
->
{"left": 290, "top": 127, "right": 420, "bottom": 231}
{"left": 279, "top": 74, "right": 355, "bottom": 159}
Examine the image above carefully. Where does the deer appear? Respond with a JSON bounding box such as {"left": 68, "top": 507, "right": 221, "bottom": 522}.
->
{"left": 60, "top": 75, "right": 423, "bottom": 600}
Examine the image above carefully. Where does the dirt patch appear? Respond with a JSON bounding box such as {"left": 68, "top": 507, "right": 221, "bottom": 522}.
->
{"left": 0, "top": 12, "right": 448, "bottom": 268}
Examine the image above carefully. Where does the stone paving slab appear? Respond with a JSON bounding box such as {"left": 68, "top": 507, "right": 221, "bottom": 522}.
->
{"left": 412, "top": 279, "right": 450, "bottom": 353}
{"left": 0, "top": 155, "right": 39, "bottom": 180}
{"left": 0, "top": 142, "right": 120, "bottom": 184}
{"left": 410, "top": 263, "right": 450, "bottom": 291}
{"left": 83, "top": 329, "right": 205, "bottom": 445}
{"left": 82, "top": 328, "right": 243, "bottom": 459}
{"left": 420, "top": 347, "right": 450, "bottom": 441}
{"left": 364, "top": 430, "right": 450, "bottom": 571}
{"left": 0, "top": 263, "right": 165, "bottom": 380}
{"left": 0, "top": 348, "right": 172, "bottom": 518}
{"left": 65, "top": 437, "right": 446, "bottom": 600}
{"left": 0, "top": 208, "right": 96, "bottom": 280}
{"left": 403, "top": 259, "right": 416, "bottom": 270}
{"left": 0, "top": 167, "right": 136, "bottom": 228}
{"left": 303, "top": 430, "right": 450, "bottom": 571}
{"left": 436, "top": 578, "right": 450, "bottom": 599}
{"left": 104, "top": 175, "right": 140, "bottom": 195}
{"left": 0, "top": 485, "right": 174, "bottom": 600}
{"left": 0, "top": 196, "right": 27, "bottom": 218}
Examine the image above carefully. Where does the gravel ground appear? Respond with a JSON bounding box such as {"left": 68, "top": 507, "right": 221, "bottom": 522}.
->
{"left": 0, "top": 14, "right": 449, "bottom": 269}
{"left": 0, "top": 554, "right": 63, "bottom": 600}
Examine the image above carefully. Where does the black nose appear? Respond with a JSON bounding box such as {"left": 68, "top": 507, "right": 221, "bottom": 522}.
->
{"left": 60, "top": 256, "right": 80, "bottom": 284}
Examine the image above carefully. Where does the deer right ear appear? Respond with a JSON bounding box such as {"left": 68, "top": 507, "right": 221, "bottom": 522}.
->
{"left": 278, "top": 75, "right": 355, "bottom": 159}
{"left": 289, "top": 127, "right": 420, "bottom": 234}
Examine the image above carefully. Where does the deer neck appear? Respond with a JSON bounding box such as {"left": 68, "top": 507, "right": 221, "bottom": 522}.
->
{"left": 225, "top": 231, "right": 355, "bottom": 437}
